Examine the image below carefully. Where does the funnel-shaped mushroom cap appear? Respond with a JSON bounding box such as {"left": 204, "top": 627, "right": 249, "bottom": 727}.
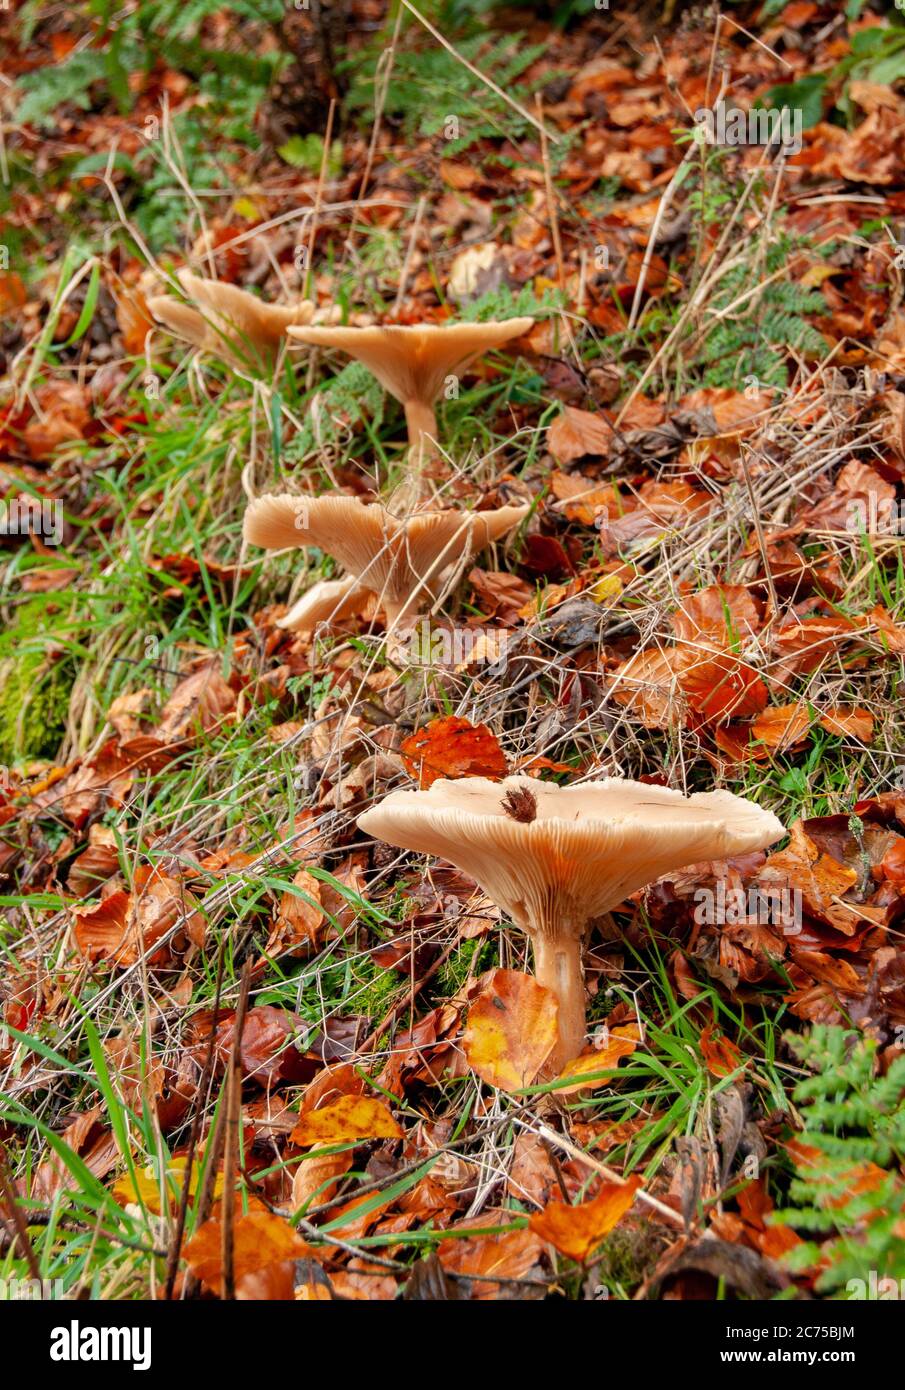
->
{"left": 244, "top": 494, "right": 528, "bottom": 626}
{"left": 148, "top": 270, "right": 314, "bottom": 369}
{"left": 358, "top": 776, "right": 785, "bottom": 935}
{"left": 286, "top": 320, "right": 533, "bottom": 410}
{"left": 278, "top": 574, "right": 370, "bottom": 633}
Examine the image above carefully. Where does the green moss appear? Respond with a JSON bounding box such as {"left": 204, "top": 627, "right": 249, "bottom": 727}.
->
{"left": 0, "top": 600, "right": 74, "bottom": 763}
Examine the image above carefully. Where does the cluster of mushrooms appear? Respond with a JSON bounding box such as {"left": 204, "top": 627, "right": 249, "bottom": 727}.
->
{"left": 148, "top": 272, "right": 786, "bottom": 1075}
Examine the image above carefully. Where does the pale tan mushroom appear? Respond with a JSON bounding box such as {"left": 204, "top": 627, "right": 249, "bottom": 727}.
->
{"left": 147, "top": 269, "right": 314, "bottom": 373}
{"left": 244, "top": 493, "right": 528, "bottom": 630}
{"left": 358, "top": 776, "right": 784, "bottom": 1072}
{"left": 278, "top": 573, "right": 371, "bottom": 634}
{"left": 286, "top": 319, "right": 533, "bottom": 466}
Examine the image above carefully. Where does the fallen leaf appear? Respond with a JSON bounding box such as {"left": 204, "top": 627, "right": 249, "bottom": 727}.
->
{"left": 548, "top": 406, "right": 613, "bottom": 463}
{"left": 463, "top": 969, "right": 558, "bottom": 1092}
{"left": 183, "top": 1200, "right": 310, "bottom": 1297}
{"left": 401, "top": 716, "right": 507, "bottom": 789}
{"left": 700, "top": 1023, "right": 744, "bottom": 1078}
{"left": 529, "top": 1178, "right": 642, "bottom": 1262}
{"left": 290, "top": 1095, "right": 402, "bottom": 1146}
{"left": 553, "top": 1024, "right": 640, "bottom": 1093}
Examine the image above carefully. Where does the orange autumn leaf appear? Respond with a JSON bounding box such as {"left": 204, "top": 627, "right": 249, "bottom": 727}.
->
{"left": 290, "top": 1095, "right": 402, "bottom": 1146}
{"left": 115, "top": 287, "right": 155, "bottom": 355}
{"left": 674, "top": 645, "right": 767, "bottom": 724}
{"left": 437, "top": 1212, "right": 544, "bottom": 1298}
{"left": 463, "top": 969, "right": 558, "bottom": 1092}
{"left": 553, "top": 1024, "right": 640, "bottom": 1094}
{"left": 400, "top": 716, "right": 507, "bottom": 789}
{"left": 267, "top": 867, "right": 324, "bottom": 955}
{"left": 183, "top": 1200, "right": 310, "bottom": 1297}
{"left": 818, "top": 705, "right": 874, "bottom": 741}
{"left": 880, "top": 837, "right": 905, "bottom": 886}
{"left": 0, "top": 271, "right": 26, "bottom": 316}
{"left": 699, "top": 1023, "right": 744, "bottom": 1078}
{"left": 73, "top": 864, "right": 205, "bottom": 967}
{"left": 292, "top": 1145, "right": 354, "bottom": 1210}
{"left": 751, "top": 703, "right": 811, "bottom": 751}
{"left": 529, "top": 1177, "right": 642, "bottom": 1262}
{"left": 672, "top": 584, "right": 763, "bottom": 646}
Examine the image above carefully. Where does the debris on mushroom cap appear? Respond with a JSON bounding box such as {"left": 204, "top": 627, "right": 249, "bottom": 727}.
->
{"left": 243, "top": 493, "right": 528, "bottom": 627}
{"left": 277, "top": 574, "right": 371, "bottom": 633}
{"left": 147, "top": 269, "right": 314, "bottom": 369}
{"left": 285, "top": 319, "right": 534, "bottom": 413}
{"left": 357, "top": 775, "right": 785, "bottom": 933}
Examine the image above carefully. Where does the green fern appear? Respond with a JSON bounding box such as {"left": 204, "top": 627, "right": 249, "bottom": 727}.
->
{"left": 771, "top": 1026, "right": 905, "bottom": 1297}
{"left": 344, "top": 30, "right": 548, "bottom": 153}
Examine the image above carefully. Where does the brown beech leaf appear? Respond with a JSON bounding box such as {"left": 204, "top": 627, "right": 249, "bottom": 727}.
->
{"left": 548, "top": 406, "right": 613, "bottom": 463}
{"left": 529, "top": 1177, "right": 642, "bottom": 1262}
{"left": 463, "top": 969, "right": 558, "bottom": 1092}
{"left": 73, "top": 864, "right": 204, "bottom": 967}
{"left": 207, "top": 1005, "right": 312, "bottom": 1086}
{"left": 553, "top": 1024, "right": 640, "bottom": 1094}
{"left": 401, "top": 716, "right": 507, "bottom": 789}
{"left": 292, "top": 1145, "right": 354, "bottom": 1211}
{"left": 612, "top": 646, "right": 680, "bottom": 729}
{"left": 468, "top": 567, "right": 533, "bottom": 624}
{"left": 675, "top": 645, "right": 767, "bottom": 724}
{"left": 672, "top": 584, "right": 763, "bottom": 646}
{"left": 267, "top": 868, "right": 324, "bottom": 955}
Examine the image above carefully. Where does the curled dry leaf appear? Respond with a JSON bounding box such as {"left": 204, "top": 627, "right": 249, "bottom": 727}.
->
{"left": 529, "top": 1177, "right": 643, "bottom": 1263}
{"left": 548, "top": 406, "right": 613, "bottom": 463}
{"left": 73, "top": 864, "right": 205, "bottom": 967}
{"left": 462, "top": 968, "right": 559, "bottom": 1092}
{"left": 818, "top": 706, "right": 874, "bottom": 741}
{"left": 751, "top": 703, "right": 812, "bottom": 752}
{"left": 267, "top": 868, "right": 324, "bottom": 956}
{"left": 292, "top": 1145, "right": 354, "bottom": 1210}
{"left": 401, "top": 716, "right": 508, "bottom": 789}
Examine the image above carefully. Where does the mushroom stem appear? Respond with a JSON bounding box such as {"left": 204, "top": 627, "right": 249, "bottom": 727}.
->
{"left": 403, "top": 398, "right": 439, "bottom": 465}
{"left": 531, "top": 929, "right": 587, "bottom": 1073}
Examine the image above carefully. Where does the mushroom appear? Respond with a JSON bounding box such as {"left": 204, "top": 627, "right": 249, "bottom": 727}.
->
{"left": 147, "top": 269, "right": 315, "bottom": 373}
{"left": 357, "top": 776, "right": 784, "bottom": 1073}
{"left": 244, "top": 493, "right": 528, "bottom": 630}
{"left": 278, "top": 573, "right": 371, "bottom": 634}
{"left": 286, "top": 319, "right": 533, "bottom": 469}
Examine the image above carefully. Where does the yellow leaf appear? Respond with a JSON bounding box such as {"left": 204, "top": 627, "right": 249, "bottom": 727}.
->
{"left": 589, "top": 573, "right": 623, "bottom": 604}
{"left": 463, "top": 969, "right": 558, "bottom": 1092}
{"left": 553, "top": 1024, "right": 640, "bottom": 1094}
{"left": 290, "top": 1095, "right": 402, "bottom": 1146}
{"left": 114, "top": 1155, "right": 223, "bottom": 1214}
